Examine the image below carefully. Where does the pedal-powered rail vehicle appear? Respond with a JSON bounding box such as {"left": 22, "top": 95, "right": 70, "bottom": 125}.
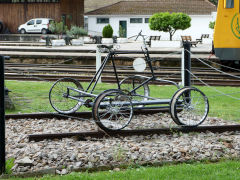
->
{"left": 49, "top": 31, "right": 209, "bottom": 132}
{"left": 214, "top": 0, "right": 240, "bottom": 67}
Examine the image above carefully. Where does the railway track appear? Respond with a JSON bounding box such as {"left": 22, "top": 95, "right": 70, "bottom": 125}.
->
{"left": 4, "top": 63, "right": 240, "bottom": 86}
{"left": 5, "top": 111, "right": 240, "bottom": 142}
{"left": 28, "top": 125, "right": 240, "bottom": 142}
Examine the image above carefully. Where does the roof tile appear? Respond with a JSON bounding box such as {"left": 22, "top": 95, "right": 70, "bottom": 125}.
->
{"left": 85, "top": 0, "right": 216, "bottom": 15}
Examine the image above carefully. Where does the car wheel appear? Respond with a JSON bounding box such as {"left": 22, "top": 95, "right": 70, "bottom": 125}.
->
{"left": 41, "top": 28, "right": 47, "bottom": 34}
{"left": 20, "top": 29, "right": 26, "bottom": 34}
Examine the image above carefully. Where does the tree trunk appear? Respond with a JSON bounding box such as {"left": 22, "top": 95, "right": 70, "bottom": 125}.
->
{"left": 169, "top": 33, "right": 173, "bottom": 41}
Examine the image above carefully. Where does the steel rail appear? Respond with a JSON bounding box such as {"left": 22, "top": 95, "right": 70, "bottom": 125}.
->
{"left": 5, "top": 75, "right": 240, "bottom": 86}
{"left": 28, "top": 125, "right": 240, "bottom": 142}
{"left": 5, "top": 109, "right": 169, "bottom": 120}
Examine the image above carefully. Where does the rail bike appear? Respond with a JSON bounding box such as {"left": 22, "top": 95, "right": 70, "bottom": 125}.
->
{"left": 49, "top": 31, "right": 209, "bottom": 132}
{"left": 213, "top": 0, "right": 240, "bottom": 68}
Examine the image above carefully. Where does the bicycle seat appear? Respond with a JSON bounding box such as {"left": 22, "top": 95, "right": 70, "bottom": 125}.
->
{"left": 97, "top": 45, "right": 114, "bottom": 50}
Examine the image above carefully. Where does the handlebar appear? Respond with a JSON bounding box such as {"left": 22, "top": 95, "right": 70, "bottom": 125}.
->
{"left": 135, "top": 30, "right": 142, "bottom": 41}
{"left": 134, "top": 30, "right": 148, "bottom": 49}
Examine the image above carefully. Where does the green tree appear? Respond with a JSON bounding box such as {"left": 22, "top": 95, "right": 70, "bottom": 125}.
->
{"left": 209, "top": 0, "right": 218, "bottom": 5}
{"left": 149, "top": 12, "right": 191, "bottom": 41}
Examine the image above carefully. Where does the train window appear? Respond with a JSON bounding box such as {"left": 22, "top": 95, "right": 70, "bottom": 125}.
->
{"left": 224, "top": 0, "right": 234, "bottom": 8}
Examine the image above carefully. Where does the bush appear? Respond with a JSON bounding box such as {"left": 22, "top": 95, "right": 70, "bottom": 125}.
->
{"left": 102, "top": 24, "right": 113, "bottom": 38}
{"left": 119, "top": 25, "right": 126, "bottom": 38}
{"left": 49, "top": 21, "right": 68, "bottom": 38}
{"left": 209, "top": 21, "right": 215, "bottom": 29}
{"left": 67, "top": 25, "right": 87, "bottom": 38}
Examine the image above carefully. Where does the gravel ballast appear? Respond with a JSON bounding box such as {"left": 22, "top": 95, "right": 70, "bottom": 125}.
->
{"left": 5, "top": 113, "right": 240, "bottom": 175}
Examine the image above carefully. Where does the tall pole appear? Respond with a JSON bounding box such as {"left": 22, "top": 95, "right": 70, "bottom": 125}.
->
{"left": 0, "top": 55, "right": 5, "bottom": 174}
{"left": 96, "top": 47, "right": 102, "bottom": 83}
{"left": 183, "top": 42, "right": 191, "bottom": 87}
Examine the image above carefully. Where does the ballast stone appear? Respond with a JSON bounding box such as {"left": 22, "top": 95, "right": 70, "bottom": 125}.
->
{"left": 15, "top": 157, "right": 33, "bottom": 166}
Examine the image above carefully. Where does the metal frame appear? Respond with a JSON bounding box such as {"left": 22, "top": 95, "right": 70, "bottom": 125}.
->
{"left": 64, "top": 30, "right": 180, "bottom": 104}
{"left": 65, "top": 42, "right": 179, "bottom": 108}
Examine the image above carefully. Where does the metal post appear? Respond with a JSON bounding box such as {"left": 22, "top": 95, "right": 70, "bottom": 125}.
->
{"left": 181, "top": 48, "right": 185, "bottom": 86}
{"left": 0, "top": 55, "right": 5, "bottom": 174}
{"left": 183, "top": 42, "right": 191, "bottom": 87}
{"left": 96, "top": 47, "right": 102, "bottom": 83}
{"left": 46, "top": 36, "right": 50, "bottom": 46}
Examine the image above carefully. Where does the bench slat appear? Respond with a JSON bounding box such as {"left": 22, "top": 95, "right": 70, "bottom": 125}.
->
{"left": 181, "top": 36, "right": 198, "bottom": 47}
{"left": 147, "top": 35, "right": 161, "bottom": 47}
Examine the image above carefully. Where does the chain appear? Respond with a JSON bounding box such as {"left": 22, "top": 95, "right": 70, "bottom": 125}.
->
{"left": 186, "top": 69, "right": 240, "bottom": 101}
{"left": 185, "top": 49, "right": 240, "bottom": 79}
{"left": 204, "top": 55, "right": 240, "bottom": 72}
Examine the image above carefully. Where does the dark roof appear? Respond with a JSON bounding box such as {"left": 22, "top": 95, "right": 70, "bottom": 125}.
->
{"left": 85, "top": 0, "right": 216, "bottom": 15}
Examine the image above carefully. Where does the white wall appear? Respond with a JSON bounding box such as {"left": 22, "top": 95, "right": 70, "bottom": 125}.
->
{"left": 87, "top": 14, "right": 216, "bottom": 41}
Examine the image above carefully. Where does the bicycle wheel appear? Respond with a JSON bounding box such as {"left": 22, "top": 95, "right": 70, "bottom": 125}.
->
{"left": 170, "top": 87, "right": 209, "bottom": 126}
{"left": 92, "top": 89, "right": 133, "bottom": 132}
{"left": 49, "top": 78, "right": 84, "bottom": 114}
{"left": 120, "top": 76, "right": 150, "bottom": 107}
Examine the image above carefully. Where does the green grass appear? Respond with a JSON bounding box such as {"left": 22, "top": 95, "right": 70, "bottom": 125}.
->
{"left": 6, "top": 80, "right": 53, "bottom": 114}
{"left": 7, "top": 160, "right": 240, "bottom": 180}
{"left": 5, "top": 80, "right": 240, "bottom": 122}
{"left": 5, "top": 158, "right": 15, "bottom": 175}
{"left": 5, "top": 80, "right": 119, "bottom": 114}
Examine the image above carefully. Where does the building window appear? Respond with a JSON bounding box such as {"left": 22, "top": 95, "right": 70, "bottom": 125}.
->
{"left": 97, "top": 18, "right": 109, "bottom": 24}
{"left": 145, "top": 18, "right": 149, "bottom": 23}
{"left": 224, "top": 0, "right": 234, "bottom": 8}
{"left": 0, "top": 0, "right": 60, "bottom": 3}
{"left": 130, "top": 18, "right": 143, "bottom": 23}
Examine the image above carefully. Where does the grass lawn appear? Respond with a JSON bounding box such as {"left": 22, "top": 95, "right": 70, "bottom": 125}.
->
{"left": 4, "top": 81, "right": 240, "bottom": 179}
{"left": 5, "top": 80, "right": 240, "bottom": 122}
{"left": 8, "top": 160, "right": 240, "bottom": 180}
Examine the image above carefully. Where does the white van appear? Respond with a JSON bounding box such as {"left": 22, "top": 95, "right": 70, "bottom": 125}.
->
{"left": 18, "top": 18, "right": 54, "bottom": 34}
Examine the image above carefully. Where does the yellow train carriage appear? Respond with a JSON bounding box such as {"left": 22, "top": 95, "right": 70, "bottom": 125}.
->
{"left": 214, "top": 0, "right": 240, "bottom": 61}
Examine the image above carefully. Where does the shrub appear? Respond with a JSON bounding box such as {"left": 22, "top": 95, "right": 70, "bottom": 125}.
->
{"left": 67, "top": 25, "right": 87, "bottom": 38}
{"left": 209, "top": 21, "right": 215, "bottom": 29}
{"left": 119, "top": 25, "right": 126, "bottom": 38}
{"left": 49, "top": 21, "right": 68, "bottom": 38}
{"left": 102, "top": 24, "right": 113, "bottom": 38}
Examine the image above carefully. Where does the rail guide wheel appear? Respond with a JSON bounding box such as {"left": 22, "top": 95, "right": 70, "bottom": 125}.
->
{"left": 170, "top": 87, "right": 209, "bottom": 126}
{"left": 92, "top": 89, "right": 133, "bottom": 132}
{"left": 49, "top": 78, "right": 84, "bottom": 114}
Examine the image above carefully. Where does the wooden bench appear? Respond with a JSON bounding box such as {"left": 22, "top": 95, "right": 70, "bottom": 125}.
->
{"left": 196, "top": 34, "right": 209, "bottom": 44}
{"left": 181, "top": 36, "right": 198, "bottom": 47}
{"left": 146, "top": 36, "right": 161, "bottom": 47}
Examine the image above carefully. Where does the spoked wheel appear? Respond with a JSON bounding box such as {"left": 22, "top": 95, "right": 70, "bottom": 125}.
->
{"left": 170, "top": 87, "right": 209, "bottom": 126}
{"left": 93, "top": 89, "right": 133, "bottom": 132}
{"left": 49, "top": 78, "right": 84, "bottom": 114}
{"left": 120, "top": 76, "right": 150, "bottom": 107}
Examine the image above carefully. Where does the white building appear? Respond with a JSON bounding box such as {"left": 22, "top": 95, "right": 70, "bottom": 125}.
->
{"left": 85, "top": 0, "right": 216, "bottom": 40}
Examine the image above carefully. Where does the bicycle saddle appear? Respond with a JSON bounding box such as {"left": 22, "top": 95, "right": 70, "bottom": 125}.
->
{"left": 97, "top": 45, "right": 113, "bottom": 50}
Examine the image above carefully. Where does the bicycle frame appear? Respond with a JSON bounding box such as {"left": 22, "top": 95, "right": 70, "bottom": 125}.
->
{"left": 65, "top": 45, "right": 179, "bottom": 105}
